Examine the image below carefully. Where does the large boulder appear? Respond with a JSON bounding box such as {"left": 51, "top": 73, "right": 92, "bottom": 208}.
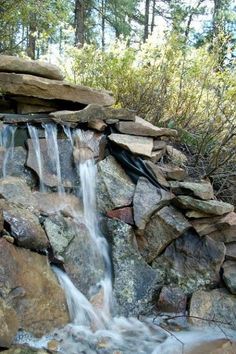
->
{"left": 153, "top": 230, "right": 225, "bottom": 294}
{"left": 0, "top": 55, "right": 64, "bottom": 80}
{"left": 0, "top": 298, "right": 18, "bottom": 348}
{"left": 0, "top": 73, "right": 114, "bottom": 106}
{"left": 190, "top": 288, "right": 236, "bottom": 329}
{"left": 133, "top": 177, "right": 174, "bottom": 229}
{"left": 108, "top": 133, "right": 153, "bottom": 157}
{"left": 96, "top": 155, "right": 135, "bottom": 213}
{"left": 115, "top": 116, "right": 177, "bottom": 137}
{"left": 0, "top": 200, "right": 49, "bottom": 250}
{"left": 0, "top": 238, "right": 69, "bottom": 337}
{"left": 105, "top": 219, "right": 163, "bottom": 316}
{"left": 139, "top": 206, "right": 191, "bottom": 262}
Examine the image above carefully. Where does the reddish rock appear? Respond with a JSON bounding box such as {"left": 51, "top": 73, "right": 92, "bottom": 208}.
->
{"left": 157, "top": 286, "right": 187, "bottom": 313}
{"left": 107, "top": 207, "right": 134, "bottom": 225}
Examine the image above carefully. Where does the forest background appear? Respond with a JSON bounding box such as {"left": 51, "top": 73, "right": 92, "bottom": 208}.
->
{"left": 0, "top": 0, "right": 236, "bottom": 204}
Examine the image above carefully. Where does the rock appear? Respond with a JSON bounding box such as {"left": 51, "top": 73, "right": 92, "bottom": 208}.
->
{"left": 106, "top": 207, "right": 134, "bottom": 225}
{"left": 17, "top": 102, "right": 57, "bottom": 114}
{"left": 157, "top": 286, "right": 187, "bottom": 313}
{"left": 188, "top": 339, "right": 236, "bottom": 354}
{"left": 0, "top": 200, "right": 49, "bottom": 250}
{"left": 133, "top": 177, "right": 174, "bottom": 229}
{"left": 226, "top": 243, "right": 236, "bottom": 261}
{"left": 169, "top": 180, "right": 214, "bottom": 200}
{"left": 96, "top": 155, "right": 135, "bottom": 213}
{"left": 185, "top": 210, "right": 213, "bottom": 218}
{"left": 166, "top": 145, "right": 188, "bottom": 165}
{"left": 153, "top": 140, "right": 167, "bottom": 151}
{"left": 44, "top": 214, "right": 76, "bottom": 255}
{"left": 153, "top": 230, "right": 225, "bottom": 294}
{"left": 0, "top": 298, "right": 18, "bottom": 348}
{"left": 0, "top": 55, "right": 64, "bottom": 80}
{"left": 2, "top": 348, "right": 49, "bottom": 354}
{"left": 157, "top": 164, "right": 187, "bottom": 181}
{"left": 50, "top": 104, "right": 135, "bottom": 125}
{"left": 190, "top": 288, "right": 236, "bottom": 329}
{"left": 149, "top": 149, "right": 165, "bottom": 163}
{"left": 108, "top": 133, "right": 153, "bottom": 157}
{"left": 223, "top": 261, "right": 236, "bottom": 294}
{"left": 116, "top": 116, "right": 177, "bottom": 137}
{"left": 0, "top": 238, "right": 69, "bottom": 337}
{"left": 0, "top": 113, "right": 52, "bottom": 125}
{"left": 27, "top": 139, "right": 78, "bottom": 188}
{"left": 140, "top": 206, "right": 191, "bottom": 262}
{"left": 144, "top": 161, "right": 169, "bottom": 188}
{"left": 176, "top": 196, "right": 234, "bottom": 216}
{"left": 106, "top": 219, "right": 163, "bottom": 316}
{"left": 88, "top": 118, "right": 107, "bottom": 131}
{"left": 0, "top": 73, "right": 114, "bottom": 106}
{"left": 63, "top": 222, "right": 105, "bottom": 297}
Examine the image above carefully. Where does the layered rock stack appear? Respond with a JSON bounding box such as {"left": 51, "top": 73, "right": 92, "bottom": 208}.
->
{"left": 0, "top": 56, "right": 235, "bottom": 352}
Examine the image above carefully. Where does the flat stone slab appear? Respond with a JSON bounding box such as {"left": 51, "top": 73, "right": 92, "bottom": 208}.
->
{"left": 0, "top": 73, "right": 114, "bottom": 106}
{"left": 223, "top": 261, "right": 236, "bottom": 294}
{"left": 0, "top": 113, "right": 52, "bottom": 124}
{"left": 0, "top": 55, "right": 64, "bottom": 80}
{"left": 116, "top": 116, "right": 177, "bottom": 137}
{"left": 170, "top": 180, "right": 214, "bottom": 200}
{"left": 157, "top": 164, "right": 187, "bottom": 181}
{"left": 176, "top": 196, "right": 234, "bottom": 216}
{"left": 108, "top": 133, "right": 153, "bottom": 157}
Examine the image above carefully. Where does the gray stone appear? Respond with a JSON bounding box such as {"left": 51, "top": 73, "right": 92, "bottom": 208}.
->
{"left": 153, "top": 140, "right": 167, "bottom": 151}
{"left": 133, "top": 177, "right": 174, "bottom": 229}
{"left": 190, "top": 288, "right": 236, "bottom": 329}
{"left": 108, "top": 133, "right": 153, "bottom": 157}
{"left": 223, "top": 261, "right": 236, "bottom": 294}
{"left": 106, "top": 219, "right": 163, "bottom": 316}
{"left": 96, "top": 155, "right": 135, "bottom": 213}
{"left": 27, "top": 138, "right": 78, "bottom": 188}
{"left": 0, "top": 238, "right": 69, "bottom": 337}
{"left": 144, "top": 161, "right": 170, "bottom": 188}
{"left": 157, "top": 164, "right": 187, "bottom": 181}
{"left": 0, "top": 298, "right": 18, "bottom": 348}
{"left": 0, "top": 113, "right": 52, "bottom": 125}
{"left": 0, "top": 200, "right": 49, "bottom": 250}
{"left": 226, "top": 243, "right": 236, "bottom": 261}
{"left": 0, "top": 73, "right": 114, "bottom": 106}
{"left": 176, "top": 196, "right": 234, "bottom": 216}
{"left": 116, "top": 116, "right": 177, "bottom": 137}
{"left": 169, "top": 181, "right": 214, "bottom": 200}
{"left": 153, "top": 230, "right": 225, "bottom": 294}
{"left": 166, "top": 145, "right": 188, "bottom": 165}
{"left": 149, "top": 149, "right": 165, "bottom": 163}
{"left": 140, "top": 206, "right": 191, "bottom": 262}
{"left": 157, "top": 286, "right": 187, "bottom": 314}
{"left": 0, "top": 55, "right": 64, "bottom": 80}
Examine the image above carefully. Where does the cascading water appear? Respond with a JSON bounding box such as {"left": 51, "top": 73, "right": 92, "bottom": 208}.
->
{"left": 0, "top": 124, "right": 17, "bottom": 177}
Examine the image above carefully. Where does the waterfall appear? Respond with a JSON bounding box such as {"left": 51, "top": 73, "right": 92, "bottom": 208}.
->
{"left": 62, "top": 125, "right": 73, "bottom": 145}
{"left": 27, "top": 125, "right": 45, "bottom": 192}
{"left": 1, "top": 125, "right": 17, "bottom": 177}
{"left": 44, "top": 123, "right": 64, "bottom": 194}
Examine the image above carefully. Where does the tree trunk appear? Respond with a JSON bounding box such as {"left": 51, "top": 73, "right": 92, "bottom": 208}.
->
{"left": 27, "top": 15, "right": 36, "bottom": 59}
{"left": 75, "top": 0, "right": 85, "bottom": 47}
{"left": 144, "top": 0, "right": 150, "bottom": 42}
{"left": 151, "top": 0, "right": 156, "bottom": 34}
{"left": 101, "top": 0, "right": 105, "bottom": 49}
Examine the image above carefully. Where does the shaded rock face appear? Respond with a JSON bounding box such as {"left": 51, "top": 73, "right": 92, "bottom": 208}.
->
{"left": 170, "top": 181, "right": 214, "bottom": 200}
{"left": 223, "top": 261, "right": 236, "bottom": 294}
{"left": 190, "top": 288, "right": 236, "bottom": 329}
{"left": 153, "top": 230, "right": 225, "bottom": 294}
{"left": 0, "top": 298, "right": 18, "bottom": 348}
{"left": 140, "top": 206, "right": 191, "bottom": 263}
{"left": 96, "top": 155, "right": 135, "bottom": 213}
{"left": 105, "top": 219, "right": 163, "bottom": 317}
{"left": 27, "top": 139, "right": 78, "bottom": 188}
{"left": 0, "top": 238, "right": 69, "bottom": 337}
{"left": 157, "top": 286, "right": 187, "bottom": 314}
{"left": 0, "top": 200, "right": 49, "bottom": 251}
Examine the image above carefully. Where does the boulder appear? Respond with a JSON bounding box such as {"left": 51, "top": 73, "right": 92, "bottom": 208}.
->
{"left": 0, "top": 298, "right": 18, "bottom": 348}
{"left": 157, "top": 286, "right": 187, "bottom": 314}
{"left": 166, "top": 145, "right": 188, "bottom": 165}
{"left": 106, "top": 206, "right": 134, "bottom": 225}
{"left": 0, "top": 113, "right": 52, "bottom": 125}
{"left": 144, "top": 161, "right": 170, "bottom": 188}
{"left": 176, "top": 196, "right": 234, "bottom": 216}
{"left": 2, "top": 348, "right": 49, "bottom": 354}
{"left": 169, "top": 181, "right": 214, "bottom": 200}
{"left": 50, "top": 105, "right": 135, "bottom": 125}
{"left": 226, "top": 243, "right": 236, "bottom": 261}
{"left": 157, "top": 164, "right": 187, "bottom": 181}
{"left": 0, "top": 55, "right": 64, "bottom": 80}
{"left": 88, "top": 118, "right": 107, "bottom": 131}
{"left": 0, "top": 238, "right": 69, "bottom": 337}
{"left": 0, "top": 73, "right": 114, "bottom": 106}
{"left": 190, "top": 288, "right": 236, "bottom": 329}
{"left": 149, "top": 149, "right": 165, "bottom": 163}
{"left": 106, "top": 219, "right": 163, "bottom": 316}
{"left": 223, "top": 261, "right": 236, "bottom": 294}
{"left": 96, "top": 155, "right": 135, "bottom": 213}
{"left": 133, "top": 177, "right": 174, "bottom": 229}
{"left": 27, "top": 139, "right": 78, "bottom": 188}
{"left": 0, "top": 200, "right": 49, "bottom": 250}
{"left": 116, "top": 116, "right": 177, "bottom": 137}
{"left": 140, "top": 206, "right": 191, "bottom": 262}
{"left": 153, "top": 230, "right": 225, "bottom": 294}
{"left": 108, "top": 133, "right": 153, "bottom": 157}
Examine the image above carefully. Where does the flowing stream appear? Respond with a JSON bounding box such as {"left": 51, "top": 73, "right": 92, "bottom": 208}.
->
{"left": 14, "top": 124, "right": 236, "bottom": 353}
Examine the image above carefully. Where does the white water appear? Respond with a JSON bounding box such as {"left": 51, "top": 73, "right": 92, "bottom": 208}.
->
{"left": 62, "top": 125, "right": 73, "bottom": 145}
{"left": 1, "top": 125, "right": 17, "bottom": 177}
{"left": 27, "top": 124, "right": 45, "bottom": 192}
{"left": 44, "top": 123, "right": 64, "bottom": 194}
